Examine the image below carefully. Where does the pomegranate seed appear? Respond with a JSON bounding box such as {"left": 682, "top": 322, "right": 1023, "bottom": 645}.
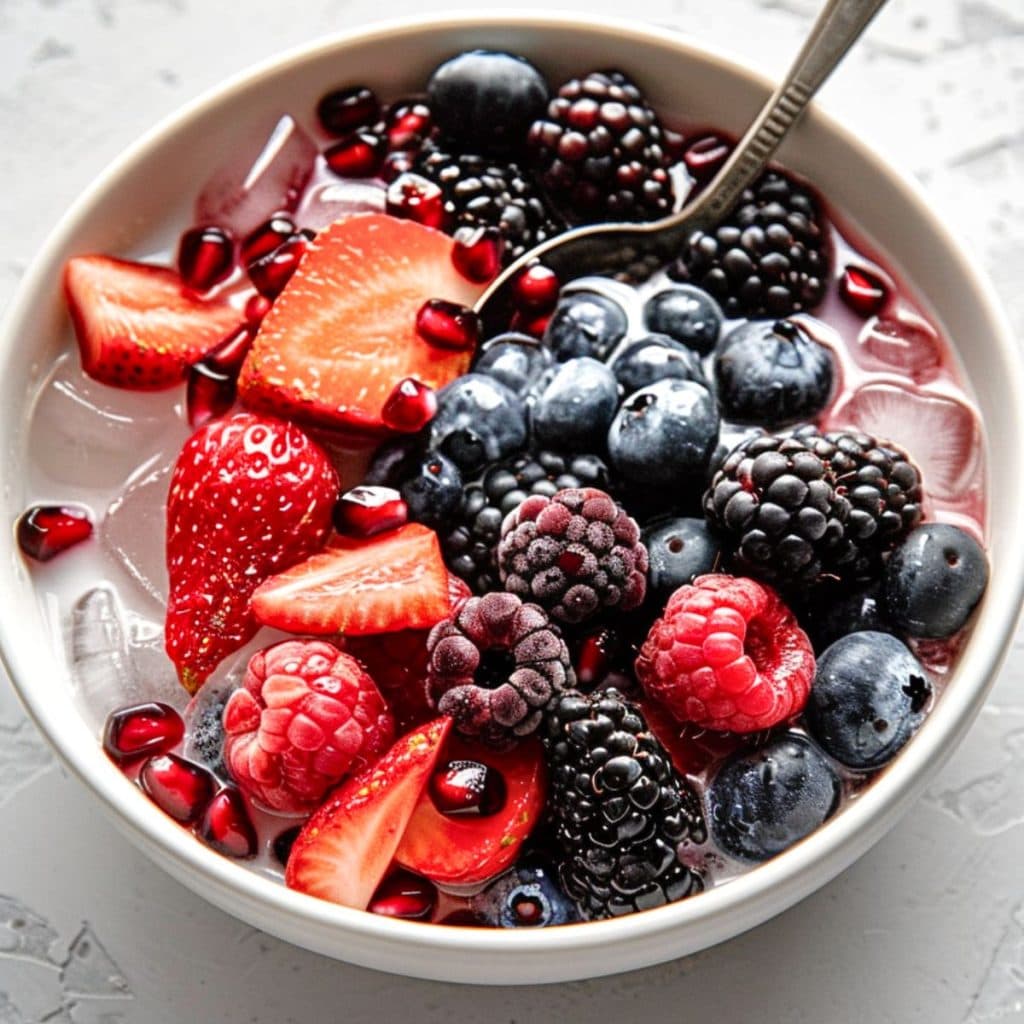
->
{"left": 244, "top": 293, "right": 273, "bottom": 325}
{"left": 177, "top": 225, "right": 234, "bottom": 292}
{"left": 187, "top": 324, "right": 255, "bottom": 429}
{"left": 385, "top": 99, "right": 432, "bottom": 151}
{"left": 317, "top": 85, "right": 380, "bottom": 137}
{"left": 416, "top": 299, "right": 480, "bottom": 352}
{"left": 381, "top": 377, "right": 438, "bottom": 433}
{"left": 273, "top": 826, "right": 302, "bottom": 866}
{"left": 509, "top": 309, "right": 550, "bottom": 337}
{"left": 139, "top": 754, "right": 216, "bottom": 824}
{"left": 369, "top": 869, "right": 437, "bottom": 920}
{"left": 840, "top": 265, "right": 888, "bottom": 317}
{"left": 452, "top": 226, "right": 504, "bottom": 284}
{"left": 198, "top": 786, "right": 257, "bottom": 859}
{"left": 247, "top": 232, "right": 311, "bottom": 298}
{"left": 333, "top": 485, "right": 408, "bottom": 538}
{"left": 512, "top": 264, "right": 560, "bottom": 311}
{"left": 382, "top": 150, "right": 416, "bottom": 183}
{"left": 386, "top": 173, "right": 446, "bottom": 230}
{"left": 684, "top": 135, "right": 732, "bottom": 183}
{"left": 324, "top": 131, "right": 387, "bottom": 178}
{"left": 663, "top": 127, "right": 686, "bottom": 160}
{"left": 241, "top": 214, "right": 297, "bottom": 266}
{"left": 576, "top": 627, "right": 625, "bottom": 688}
{"left": 16, "top": 504, "right": 92, "bottom": 561}
{"left": 439, "top": 910, "right": 480, "bottom": 926}
{"left": 429, "top": 759, "right": 506, "bottom": 817}
{"left": 103, "top": 703, "right": 185, "bottom": 765}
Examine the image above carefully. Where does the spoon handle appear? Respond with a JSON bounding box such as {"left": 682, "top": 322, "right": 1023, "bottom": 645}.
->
{"left": 679, "top": 0, "right": 888, "bottom": 234}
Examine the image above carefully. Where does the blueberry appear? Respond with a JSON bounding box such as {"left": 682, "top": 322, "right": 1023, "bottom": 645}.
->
{"left": 798, "top": 582, "right": 893, "bottom": 654}
{"left": 470, "top": 861, "right": 580, "bottom": 927}
{"left": 714, "top": 319, "right": 834, "bottom": 427}
{"left": 642, "top": 517, "right": 720, "bottom": 604}
{"left": 184, "top": 686, "right": 228, "bottom": 778}
{"left": 533, "top": 357, "right": 619, "bottom": 453}
{"left": 805, "top": 631, "right": 931, "bottom": 769}
{"left": 611, "top": 334, "right": 708, "bottom": 396}
{"left": 399, "top": 450, "right": 463, "bottom": 529}
{"left": 542, "top": 291, "right": 628, "bottom": 361}
{"left": 708, "top": 733, "right": 841, "bottom": 863}
{"left": 607, "top": 378, "right": 719, "bottom": 487}
{"left": 427, "top": 50, "right": 549, "bottom": 156}
{"left": 882, "top": 524, "right": 988, "bottom": 638}
{"left": 429, "top": 373, "right": 528, "bottom": 469}
{"left": 474, "top": 332, "right": 553, "bottom": 397}
{"left": 643, "top": 285, "right": 723, "bottom": 355}
{"left": 364, "top": 434, "right": 425, "bottom": 487}
{"left": 273, "top": 826, "right": 302, "bottom": 867}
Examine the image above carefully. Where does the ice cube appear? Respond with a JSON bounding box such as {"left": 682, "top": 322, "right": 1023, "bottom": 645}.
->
{"left": 294, "top": 177, "right": 387, "bottom": 231}
{"left": 858, "top": 309, "right": 942, "bottom": 381}
{"left": 100, "top": 449, "right": 178, "bottom": 609}
{"left": 69, "top": 587, "right": 185, "bottom": 733}
{"left": 826, "top": 382, "right": 982, "bottom": 502}
{"left": 59, "top": 925, "right": 131, "bottom": 999}
{"left": 28, "top": 353, "right": 179, "bottom": 490}
{"left": 195, "top": 114, "right": 317, "bottom": 239}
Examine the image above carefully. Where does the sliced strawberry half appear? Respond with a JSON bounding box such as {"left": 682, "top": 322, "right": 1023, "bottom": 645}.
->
{"left": 285, "top": 716, "right": 451, "bottom": 910}
{"left": 394, "top": 734, "right": 546, "bottom": 887}
{"left": 64, "top": 255, "right": 241, "bottom": 390}
{"left": 237, "top": 214, "right": 485, "bottom": 436}
{"left": 250, "top": 522, "right": 451, "bottom": 636}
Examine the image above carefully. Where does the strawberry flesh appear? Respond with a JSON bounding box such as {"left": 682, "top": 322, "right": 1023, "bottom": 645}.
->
{"left": 250, "top": 522, "right": 451, "bottom": 637}
{"left": 165, "top": 411, "right": 339, "bottom": 693}
{"left": 237, "top": 214, "right": 485, "bottom": 436}
{"left": 394, "top": 734, "right": 546, "bottom": 887}
{"left": 285, "top": 716, "right": 452, "bottom": 910}
{"left": 64, "top": 255, "right": 241, "bottom": 390}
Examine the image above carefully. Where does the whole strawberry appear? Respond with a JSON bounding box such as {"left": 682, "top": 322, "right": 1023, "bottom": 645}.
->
{"left": 223, "top": 639, "right": 394, "bottom": 814}
{"left": 165, "top": 412, "right": 339, "bottom": 693}
{"left": 635, "top": 573, "right": 815, "bottom": 734}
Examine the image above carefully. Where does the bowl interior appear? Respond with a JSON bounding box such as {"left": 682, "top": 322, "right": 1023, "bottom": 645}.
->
{"left": 1, "top": 12, "right": 1022, "bottom": 985}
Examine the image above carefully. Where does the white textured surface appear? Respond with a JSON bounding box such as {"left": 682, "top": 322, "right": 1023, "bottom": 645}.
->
{"left": 2, "top": 0, "right": 1024, "bottom": 1019}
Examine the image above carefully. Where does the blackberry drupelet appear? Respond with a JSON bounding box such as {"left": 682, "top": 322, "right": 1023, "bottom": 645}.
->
{"left": 498, "top": 487, "right": 648, "bottom": 625}
{"left": 426, "top": 592, "right": 574, "bottom": 748}
{"left": 671, "top": 171, "right": 829, "bottom": 318}
{"left": 543, "top": 688, "right": 706, "bottom": 919}
{"left": 443, "top": 450, "right": 611, "bottom": 595}
{"left": 527, "top": 70, "right": 677, "bottom": 223}
{"left": 414, "top": 145, "right": 563, "bottom": 264}
{"left": 704, "top": 432, "right": 852, "bottom": 587}
{"left": 793, "top": 426, "right": 923, "bottom": 579}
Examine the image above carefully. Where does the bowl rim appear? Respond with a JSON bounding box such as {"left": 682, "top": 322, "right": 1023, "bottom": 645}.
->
{"left": 2, "top": 7, "right": 1023, "bottom": 979}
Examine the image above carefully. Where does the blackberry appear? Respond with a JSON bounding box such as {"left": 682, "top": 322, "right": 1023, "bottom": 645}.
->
{"left": 703, "top": 432, "right": 852, "bottom": 587}
{"left": 443, "top": 450, "right": 611, "bottom": 595}
{"left": 498, "top": 487, "right": 648, "bottom": 625}
{"left": 527, "top": 70, "right": 677, "bottom": 223}
{"left": 793, "top": 427, "right": 923, "bottom": 579}
{"left": 543, "top": 688, "right": 706, "bottom": 919}
{"left": 671, "top": 171, "right": 829, "bottom": 318}
{"left": 426, "top": 592, "right": 574, "bottom": 748}
{"left": 414, "top": 145, "right": 562, "bottom": 264}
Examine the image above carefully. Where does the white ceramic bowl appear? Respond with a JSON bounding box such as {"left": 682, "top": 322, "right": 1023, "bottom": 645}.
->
{"left": 2, "top": 11, "right": 1022, "bottom": 986}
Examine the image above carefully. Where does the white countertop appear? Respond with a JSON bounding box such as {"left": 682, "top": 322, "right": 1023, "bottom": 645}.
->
{"left": 2, "top": 0, "right": 1023, "bottom": 1020}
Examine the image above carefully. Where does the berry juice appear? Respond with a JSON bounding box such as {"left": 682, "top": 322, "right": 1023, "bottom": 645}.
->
{"left": 18, "top": 48, "right": 988, "bottom": 929}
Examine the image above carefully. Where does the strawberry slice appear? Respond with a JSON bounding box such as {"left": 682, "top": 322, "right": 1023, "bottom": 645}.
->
{"left": 250, "top": 522, "right": 451, "bottom": 636}
{"left": 394, "top": 735, "right": 546, "bottom": 887}
{"left": 237, "top": 214, "right": 485, "bottom": 436}
{"left": 285, "top": 716, "right": 451, "bottom": 910}
{"left": 64, "top": 255, "right": 241, "bottom": 390}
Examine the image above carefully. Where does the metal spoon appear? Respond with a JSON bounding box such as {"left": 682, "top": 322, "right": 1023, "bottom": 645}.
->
{"left": 473, "top": 0, "right": 889, "bottom": 330}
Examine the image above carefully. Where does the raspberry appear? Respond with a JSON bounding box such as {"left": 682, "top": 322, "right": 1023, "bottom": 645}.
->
{"left": 426, "top": 591, "right": 574, "bottom": 748}
{"left": 635, "top": 574, "right": 815, "bottom": 734}
{"left": 497, "top": 487, "right": 647, "bottom": 625}
{"left": 223, "top": 639, "right": 394, "bottom": 814}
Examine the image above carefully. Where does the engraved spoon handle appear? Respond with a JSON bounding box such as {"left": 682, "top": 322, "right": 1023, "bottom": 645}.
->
{"left": 671, "top": 0, "right": 888, "bottom": 237}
